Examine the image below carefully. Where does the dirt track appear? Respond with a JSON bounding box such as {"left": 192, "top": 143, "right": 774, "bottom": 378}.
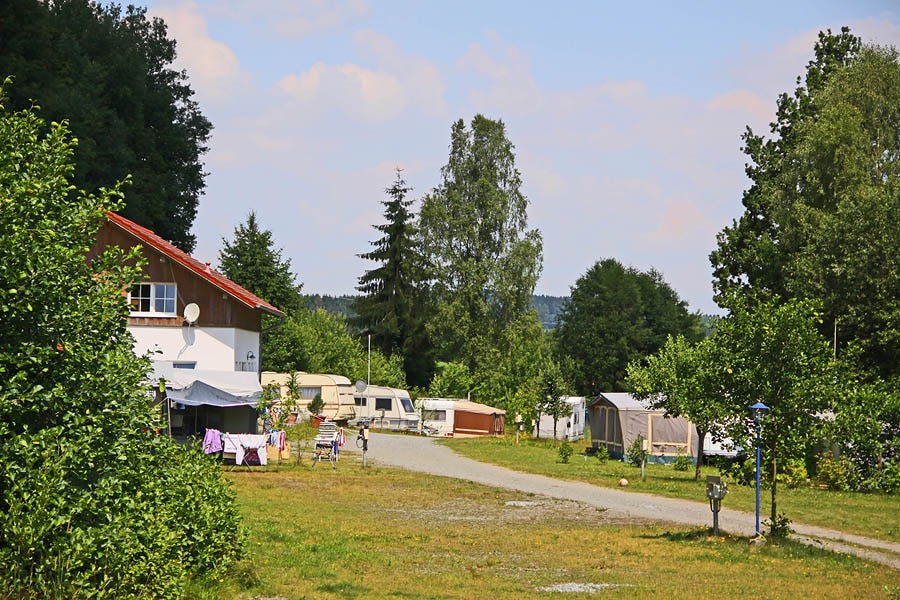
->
{"left": 348, "top": 432, "right": 900, "bottom": 570}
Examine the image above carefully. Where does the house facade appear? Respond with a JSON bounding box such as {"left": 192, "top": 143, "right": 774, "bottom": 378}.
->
{"left": 89, "top": 212, "right": 285, "bottom": 435}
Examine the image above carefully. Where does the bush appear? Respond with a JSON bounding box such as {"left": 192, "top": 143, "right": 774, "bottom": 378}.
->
{"left": 558, "top": 441, "right": 574, "bottom": 463}
{"left": 815, "top": 451, "right": 857, "bottom": 491}
{"left": 0, "top": 86, "right": 243, "bottom": 598}
{"left": 625, "top": 437, "right": 645, "bottom": 466}
{"left": 672, "top": 449, "right": 693, "bottom": 472}
{"left": 594, "top": 445, "right": 610, "bottom": 464}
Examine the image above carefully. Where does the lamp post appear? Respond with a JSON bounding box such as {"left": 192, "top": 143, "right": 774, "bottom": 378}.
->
{"left": 750, "top": 401, "right": 769, "bottom": 538}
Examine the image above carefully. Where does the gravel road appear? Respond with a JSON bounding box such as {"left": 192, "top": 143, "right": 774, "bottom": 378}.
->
{"left": 349, "top": 432, "right": 900, "bottom": 570}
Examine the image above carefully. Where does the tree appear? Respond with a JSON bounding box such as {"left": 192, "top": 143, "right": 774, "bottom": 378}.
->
{"left": 353, "top": 169, "right": 431, "bottom": 386}
{"left": 0, "top": 0, "right": 211, "bottom": 251}
{"left": 0, "top": 81, "right": 241, "bottom": 596}
{"left": 554, "top": 258, "right": 703, "bottom": 396}
{"left": 218, "top": 211, "right": 304, "bottom": 315}
{"left": 418, "top": 115, "right": 543, "bottom": 383}
{"left": 716, "top": 294, "right": 836, "bottom": 536}
{"left": 708, "top": 28, "right": 900, "bottom": 379}
{"left": 627, "top": 334, "right": 728, "bottom": 480}
{"left": 537, "top": 359, "right": 571, "bottom": 443}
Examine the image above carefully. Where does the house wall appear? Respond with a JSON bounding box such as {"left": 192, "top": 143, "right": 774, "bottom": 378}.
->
{"left": 132, "top": 326, "right": 260, "bottom": 372}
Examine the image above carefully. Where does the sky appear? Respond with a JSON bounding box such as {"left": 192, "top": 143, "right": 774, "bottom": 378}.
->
{"left": 139, "top": 0, "right": 900, "bottom": 316}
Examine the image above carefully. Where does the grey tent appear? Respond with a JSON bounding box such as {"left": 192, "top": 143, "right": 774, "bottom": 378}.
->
{"left": 588, "top": 392, "right": 698, "bottom": 463}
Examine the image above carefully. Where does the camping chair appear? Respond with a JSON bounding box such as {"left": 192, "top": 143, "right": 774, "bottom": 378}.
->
{"left": 312, "top": 421, "right": 338, "bottom": 468}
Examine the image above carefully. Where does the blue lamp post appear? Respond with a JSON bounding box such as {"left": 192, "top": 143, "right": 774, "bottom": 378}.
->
{"left": 750, "top": 401, "right": 770, "bottom": 538}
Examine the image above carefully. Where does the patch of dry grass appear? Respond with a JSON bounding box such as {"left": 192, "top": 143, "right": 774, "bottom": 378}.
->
{"left": 193, "top": 457, "right": 900, "bottom": 599}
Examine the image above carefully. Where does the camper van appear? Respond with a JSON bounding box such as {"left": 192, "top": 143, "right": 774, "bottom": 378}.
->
{"left": 534, "top": 396, "right": 586, "bottom": 441}
{"left": 418, "top": 398, "right": 457, "bottom": 436}
{"left": 353, "top": 385, "right": 419, "bottom": 432}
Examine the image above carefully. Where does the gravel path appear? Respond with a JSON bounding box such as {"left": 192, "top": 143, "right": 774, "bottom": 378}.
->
{"left": 350, "top": 432, "right": 900, "bottom": 570}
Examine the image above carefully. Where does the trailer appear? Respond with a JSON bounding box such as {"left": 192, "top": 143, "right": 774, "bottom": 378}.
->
{"left": 260, "top": 371, "right": 357, "bottom": 423}
{"left": 353, "top": 384, "right": 419, "bottom": 432}
{"left": 418, "top": 398, "right": 506, "bottom": 437}
{"left": 534, "top": 396, "right": 586, "bottom": 441}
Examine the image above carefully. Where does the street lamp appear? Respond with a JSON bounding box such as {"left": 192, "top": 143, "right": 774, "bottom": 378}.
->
{"left": 750, "top": 401, "right": 770, "bottom": 538}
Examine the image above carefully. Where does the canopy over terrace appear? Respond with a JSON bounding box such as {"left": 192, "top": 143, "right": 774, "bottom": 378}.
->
{"left": 151, "top": 362, "right": 262, "bottom": 435}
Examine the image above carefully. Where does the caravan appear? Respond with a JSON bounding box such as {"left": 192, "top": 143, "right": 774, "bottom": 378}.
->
{"left": 260, "top": 372, "right": 419, "bottom": 432}
{"left": 353, "top": 385, "right": 419, "bottom": 432}
{"left": 418, "top": 398, "right": 506, "bottom": 437}
{"left": 534, "top": 396, "right": 586, "bottom": 441}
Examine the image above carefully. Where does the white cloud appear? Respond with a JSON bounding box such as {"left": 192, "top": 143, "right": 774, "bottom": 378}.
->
{"left": 149, "top": 1, "right": 250, "bottom": 103}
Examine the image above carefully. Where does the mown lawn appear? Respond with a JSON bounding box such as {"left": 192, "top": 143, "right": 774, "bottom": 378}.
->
{"left": 442, "top": 435, "right": 900, "bottom": 543}
{"left": 191, "top": 454, "right": 900, "bottom": 599}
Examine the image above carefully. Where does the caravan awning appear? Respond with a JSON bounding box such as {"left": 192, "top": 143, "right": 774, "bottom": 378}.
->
{"left": 166, "top": 379, "right": 259, "bottom": 408}
{"left": 150, "top": 362, "right": 261, "bottom": 408}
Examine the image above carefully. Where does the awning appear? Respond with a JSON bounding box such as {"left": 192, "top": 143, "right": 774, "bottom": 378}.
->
{"left": 150, "top": 362, "right": 261, "bottom": 408}
{"left": 166, "top": 379, "right": 259, "bottom": 408}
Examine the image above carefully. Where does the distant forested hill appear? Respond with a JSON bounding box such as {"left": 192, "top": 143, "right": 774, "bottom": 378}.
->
{"left": 305, "top": 294, "right": 569, "bottom": 330}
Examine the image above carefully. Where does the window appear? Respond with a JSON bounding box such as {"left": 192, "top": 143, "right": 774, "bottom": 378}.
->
{"left": 375, "top": 398, "right": 392, "bottom": 412}
{"left": 129, "top": 283, "right": 177, "bottom": 315}
{"left": 172, "top": 361, "right": 196, "bottom": 369}
{"left": 400, "top": 397, "right": 415, "bottom": 414}
{"left": 354, "top": 397, "right": 367, "bottom": 407}
{"left": 298, "top": 387, "right": 322, "bottom": 399}
{"left": 425, "top": 409, "right": 447, "bottom": 421}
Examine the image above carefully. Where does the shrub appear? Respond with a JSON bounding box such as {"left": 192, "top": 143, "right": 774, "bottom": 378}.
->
{"left": 815, "top": 451, "right": 857, "bottom": 491}
{"left": 558, "top": 441, "right": 574, "bottom": 463}
{"left": 672, "top": 449, "right": 693, "bottom": 472}
{"left": 625, "top": 437, "right": 645, "bottom": 466}
{"left": 776, "top": 458, "right": 808, "bottom": 489}
{"left": 594, "top": 445, "right": 610, "bottom": 464}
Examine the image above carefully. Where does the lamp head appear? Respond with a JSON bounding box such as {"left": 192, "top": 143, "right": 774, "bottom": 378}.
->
{"left": 750, "top": 401, "right": 769, "bottom": 421}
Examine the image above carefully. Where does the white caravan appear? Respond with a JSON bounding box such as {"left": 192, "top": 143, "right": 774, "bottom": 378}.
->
{"left": 260, "top": 372, "right": 357, "bottom": 422}
{"left": 534, "top": 396, "right": 586, "bottom": 441}
{"left": 353, "top": 385, "right": 419, "bottom": 432}
{"left": 417, "top": 398, "right": 458, "bottom": 437}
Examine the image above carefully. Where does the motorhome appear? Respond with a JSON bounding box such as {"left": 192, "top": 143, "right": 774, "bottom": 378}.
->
{"left": 260, "top": 372, "right": 419, "bottom": 432}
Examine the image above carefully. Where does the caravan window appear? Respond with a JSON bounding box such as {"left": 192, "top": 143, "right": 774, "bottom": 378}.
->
{"left": 375, "top": 398, "right": 391, "bottom": 411}
{"left": 354, "top": 397, "right": 367, "bottom": 407}
{"left": 425, "top": 409, "right": 447, "bottom": 421}
{"left": 400, "top": 397, "right": 415, "bottom": 413}
{"left": 299, "top": 387, "right": 322, "bottom": 399}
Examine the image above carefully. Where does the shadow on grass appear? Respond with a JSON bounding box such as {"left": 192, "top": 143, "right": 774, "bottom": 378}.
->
{"left": 316, "top": 580, "right": 369, "bottom": 597}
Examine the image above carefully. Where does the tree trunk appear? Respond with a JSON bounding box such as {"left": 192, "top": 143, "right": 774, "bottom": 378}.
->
{"left": 553, "top": 417, "right": 558, "bottom": 445}
{"left": 694, "top": 429, "right": 706, "bottom": 481}
{"left": 769, "top": 449, "right": 778, "bottom": 537}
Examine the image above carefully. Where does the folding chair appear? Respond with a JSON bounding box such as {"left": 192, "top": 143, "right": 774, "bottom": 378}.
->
{"left": 312, "top": 421, "right": 338, "bottom": 468}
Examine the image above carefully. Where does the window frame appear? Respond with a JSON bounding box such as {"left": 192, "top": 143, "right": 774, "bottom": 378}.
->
{"left": 129, "top": 282, "right": 178, "bottom": 317}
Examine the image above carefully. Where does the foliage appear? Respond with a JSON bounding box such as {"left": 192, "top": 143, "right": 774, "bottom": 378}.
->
{"left": 672, "top": 449, "right": 693, "bottom": 472}
{"left": 627, "top": 333, "right": 727, "bottom": 480}
{"left": 710, "top": 29, "right": 900, "bottom": 382}
{"left": 428, "top": 361, "right": 473, "bottom": 398}
{"left": 307, "top": 393, "right": 325, "bottom": 417}
{"left": 218, "top": 211, "right": 304, "bottom": 316}
{"left": 353, "top": 169, "right": 431, "bottom": 386}
{"left": 0, "top": 0, "right": 211, "bottom": 251}
{"left": 716, "top": 294, "right": 836, "bottom": 535}
{"left": 265, "top": 308, "right": 406, "bottom": 388}
{"left": 625, "top": 437, "right": 645, "bottom": 467}
{"left": 555, "top": 258, "right": 703, "bottom": 396}
{"left": 815, "top": 451, "right": 857, "bottom": 491}
{"left": 418, "top": 114, "right": 543, "bottom": 389}
{"left": 557, "top": 440, "right": 574, "bottom": 463}
{"left": 593, "top": 445, "right": 610, "bottom": 464}
{"left": 763, "top": 513, "right": 794, "bottom": 540}
{"left": 536, "top": 359, "right": 571, "bottom": 441}
{"left": 0, "top": 82, "right": 241, "bottom": 598}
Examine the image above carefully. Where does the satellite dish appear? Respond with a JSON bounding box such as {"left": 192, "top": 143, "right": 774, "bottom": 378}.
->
{"left": 355, "top": 379, "right": 367, "bottom": 393}
{"left": 183, "top": 303, "right": 200, "bottom": 324}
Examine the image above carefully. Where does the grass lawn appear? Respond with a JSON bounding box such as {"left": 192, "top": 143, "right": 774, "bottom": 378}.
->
{"left": 193, "top": 454, "right": 900, "bottom": 599}
{"left": 442, "top": 434, "right": 900, "bottom": 544}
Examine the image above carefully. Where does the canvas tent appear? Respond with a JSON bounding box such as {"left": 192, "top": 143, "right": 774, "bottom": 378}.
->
{"left": 152, "top": 362, "right": 261, "bottom": 435}
{"left": 534, "top": 396, "right": 586, "bottom": 441}
{"left": 588, "top": 392, "right": 698, "bottom": 462}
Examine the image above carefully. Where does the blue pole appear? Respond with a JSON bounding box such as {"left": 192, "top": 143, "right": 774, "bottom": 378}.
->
{"left": 755, "top": 418, "right": 761, "bottom": 537}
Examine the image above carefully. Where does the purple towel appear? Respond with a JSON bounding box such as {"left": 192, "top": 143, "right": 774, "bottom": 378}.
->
{"left": 203, "top": 428, "right": 222, "bottom": 454}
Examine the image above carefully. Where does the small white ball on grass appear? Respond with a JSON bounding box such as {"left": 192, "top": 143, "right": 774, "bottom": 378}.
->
{"left": 618, "top": 478, "right": 628, "bottom": 487}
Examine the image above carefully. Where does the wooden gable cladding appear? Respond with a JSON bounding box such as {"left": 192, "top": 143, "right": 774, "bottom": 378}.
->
{"left": 89, "top": 214, "right": 281, "bottom": 331}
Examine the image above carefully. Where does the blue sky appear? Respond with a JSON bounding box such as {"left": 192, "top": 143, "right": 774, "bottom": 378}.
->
{"left": 142, "top": 0, "right": 900, "bottom": 315}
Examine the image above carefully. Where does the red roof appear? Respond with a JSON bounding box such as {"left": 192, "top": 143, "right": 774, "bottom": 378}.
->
{"left": 106, "top": 211, "right": 285, "bottom": 318}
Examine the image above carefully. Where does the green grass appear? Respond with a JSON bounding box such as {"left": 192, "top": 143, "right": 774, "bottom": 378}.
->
{"left": 442, "top": 434, "right": 900, "bottom": 543}
{"left": 194, "top": 456, "right": 900, "bottom": 599}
